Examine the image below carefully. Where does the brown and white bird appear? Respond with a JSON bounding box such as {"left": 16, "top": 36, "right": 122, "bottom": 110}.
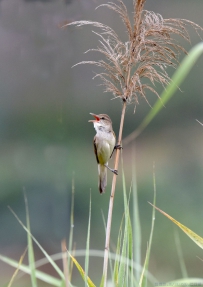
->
{"left": 89, "top": 113, "right": 118, "bottom": 194}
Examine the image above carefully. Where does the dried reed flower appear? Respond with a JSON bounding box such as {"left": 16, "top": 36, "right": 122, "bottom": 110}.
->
{"left": 62, "top": 0, "right": 203, "bottom": 107}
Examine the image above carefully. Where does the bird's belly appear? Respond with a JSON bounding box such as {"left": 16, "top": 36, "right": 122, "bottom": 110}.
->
{"left": 97, "top": 141, "right": 112, "bottom": 165}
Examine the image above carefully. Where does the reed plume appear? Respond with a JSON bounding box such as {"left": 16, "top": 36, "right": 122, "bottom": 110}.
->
{"left": 63, "top": 0, "right": 202, "bottom": 106}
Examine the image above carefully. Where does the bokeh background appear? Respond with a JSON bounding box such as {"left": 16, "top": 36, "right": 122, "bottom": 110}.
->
{"left": 0, "top": 0, "right": 203, "bottom": 285}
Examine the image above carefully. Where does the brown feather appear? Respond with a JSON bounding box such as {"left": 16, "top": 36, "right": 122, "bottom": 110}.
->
{"left": 93, "top": 136, "right": 99, "bottom": 164}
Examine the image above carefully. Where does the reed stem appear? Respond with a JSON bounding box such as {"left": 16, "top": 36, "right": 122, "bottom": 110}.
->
{"left": 103, "top": 100, "right": 127, "bottom": 286}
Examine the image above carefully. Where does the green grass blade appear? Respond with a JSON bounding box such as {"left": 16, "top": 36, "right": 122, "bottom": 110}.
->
{"left": 99, "top": 275, "right": 105, "bottom": 287}
{"left": 85, "top": 193, "right": 91, "bottom": 286}
{"left": 196, "top": 119, "right": 203, "bottom": 126}
{"left": 174, "top": 229, "right": 188, "bottom": 278}
{"left": 8, "top": 206, "right": 65, "bottom": 280}
{"left": 141, "top": 164, "right": 156, "bottom": 287}
{"left": 113, "top": 217, "right": 123, "bottom": 286}
{"left": 117, "top": 164, "right": 129, "bottom": 287}
{"left": 123, "top": 42, "right": 203, "bottom": 144}
{"left": 127, "top": 209, "right": 134, "bottom": 287}
{"left": 0, "top": 254, "right": 62, "bottom": 286}
{"left": 138, "top": 244, "right": 148, "bottom": 287}
{"left": 118, "top": 169, "right": 127, "bottom": 287}
{"left": 68, "top": 175, "right": 75, "bottom": 280}
{"left": 99, "top": 211, "right": 109, "bottom": 287}
{"left": 24, "top": 194, "right": 38, "bottom": 287}
{"left": 132, "top": 148, "right": 141, "bottom": 282}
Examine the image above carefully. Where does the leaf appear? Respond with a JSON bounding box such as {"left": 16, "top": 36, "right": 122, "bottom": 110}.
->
{"left": 67, "top": 251, "right": 96, "bottom": 287}
{"left": 85, "top": 193, "right": 92, "bottom": 286}
{"left": 67, "top": 175, "right": 75, "bottom": 282}
{"left": 138, "top": 245, "right": 149, "bottom": 287}
{"left": 132, "top": 151, "right": 141, "bottom": 282}
{"left": 0, "top": 254, "right": 62, "bottom": 286}
{"left": 24, "top": 193, "right": 38, "bottom": 287}
{"left": 117, "top": 167, "right": 129, "bottom": 286}
{"left": 7, "top": 248, "right": 27, "bottom": 287}
{"left": 196, "top": 119, "right": 203, "bottom": 126}
{"left": 113, "top": 218, "right": 123, "bottom": 286}
{"left": 174, "top": 229, "right": 188, "bottom": 278}
{"left": 149, "top": 203, "right": 203, "bottom": 249}
{"left": 141, "top": 164, "right": 156, "bottom": 287}
{"left": 8, "top": 206, "right": 65, "bottom": 280}
{"left": 99, "top": 275, "right": 105, "bottom": 287}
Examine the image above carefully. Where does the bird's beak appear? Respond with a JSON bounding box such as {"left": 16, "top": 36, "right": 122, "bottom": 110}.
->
{"left": 88, "top": 113, "right": 100, "bottom": 122}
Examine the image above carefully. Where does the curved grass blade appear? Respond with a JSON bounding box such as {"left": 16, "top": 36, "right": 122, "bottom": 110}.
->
{"left": 123, "top": 42, "right": 203, "bottom": 144}
{"left": 67, "top": 251, "right": 96, "bottom": 287}
{"left": 0, "top": 254, "right": 62, "bottom": 286}
{"left": 149, "top": 204, "right": 203, "bottom": 249}
{"left": 35, "top": 249, "right": 157, "bottom": 284}
{"left": 8, "top": 206, "right": 65, "bottom": 280}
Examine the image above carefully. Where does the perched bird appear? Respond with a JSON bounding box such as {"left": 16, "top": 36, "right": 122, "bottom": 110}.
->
{"left": 89, "top": 113, "right": 118, "bottom": 194}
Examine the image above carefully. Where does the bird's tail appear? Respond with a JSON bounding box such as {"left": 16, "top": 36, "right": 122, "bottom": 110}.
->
{"left": 98, "top": 164, "right": 107, "bottom": 194}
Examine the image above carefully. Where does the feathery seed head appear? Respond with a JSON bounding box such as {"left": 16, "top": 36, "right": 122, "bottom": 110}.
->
{"left": 62, "top": 0, "right": 203, "bottom": 107}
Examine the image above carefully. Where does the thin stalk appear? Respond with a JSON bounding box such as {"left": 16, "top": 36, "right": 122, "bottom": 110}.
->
{"left": 103, "top": 100, "right": 127, "bottom": 286}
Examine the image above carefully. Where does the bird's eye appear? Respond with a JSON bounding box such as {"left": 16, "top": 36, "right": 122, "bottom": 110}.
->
{"left": 101, "top": 117, "right": 105, "bottom": 120}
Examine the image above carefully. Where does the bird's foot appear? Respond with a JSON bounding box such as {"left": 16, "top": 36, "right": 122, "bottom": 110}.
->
{"left": 104, "top": 164, "right": 118, "bottom": 175}
{"left": 115, "top": 144, "right": 123, "bottom": 150}
{"left": 110, "top": 144, "right": 123, "bottom": 159}
{"left": 112, "top": 169, "right": 118, "bottom": 175}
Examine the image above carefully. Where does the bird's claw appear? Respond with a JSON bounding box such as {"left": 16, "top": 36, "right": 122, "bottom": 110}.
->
{"left": 113, "top": 169, "right": 118, "bottom": 175}
{"left": 115, "top": 144, "right": 123, "bottom": 150}
{"left": 110, "top": 144, "right": 123, "bottom": 159}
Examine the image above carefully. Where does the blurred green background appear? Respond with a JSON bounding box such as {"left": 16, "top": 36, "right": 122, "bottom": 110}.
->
{"left": 0, "top": 0, "right": 203, "bottom": 285}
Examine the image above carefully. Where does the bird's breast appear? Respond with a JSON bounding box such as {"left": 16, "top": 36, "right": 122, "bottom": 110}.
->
{"left": 95, "top": 132, "right": 115, "bottom": 165}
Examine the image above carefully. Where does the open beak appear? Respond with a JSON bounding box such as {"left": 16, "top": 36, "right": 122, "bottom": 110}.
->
{"left": 88, "top": 113, "right": 100, "bottom": 122}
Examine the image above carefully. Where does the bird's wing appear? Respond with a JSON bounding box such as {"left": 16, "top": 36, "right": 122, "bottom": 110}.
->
{"left": 93, "top": 136, "right": 99, "bottom": 164}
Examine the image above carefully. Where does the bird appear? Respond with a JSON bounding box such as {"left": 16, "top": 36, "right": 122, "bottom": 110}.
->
{"left": 89, "top": 113, "right": 119, "bottom": 194}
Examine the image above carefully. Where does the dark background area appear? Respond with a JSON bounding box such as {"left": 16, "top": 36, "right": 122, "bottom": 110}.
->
{"left": 0, "top": 0, "right": 203, "bottom": 285}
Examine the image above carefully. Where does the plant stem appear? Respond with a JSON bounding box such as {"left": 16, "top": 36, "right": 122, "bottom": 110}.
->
{"left": 103, "top": 100, "right": 127, "bottom": 286}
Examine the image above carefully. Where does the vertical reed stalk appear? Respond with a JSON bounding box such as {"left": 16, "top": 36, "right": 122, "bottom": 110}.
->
{"left": 103, "top": 100, "right": 126, "bottom": 285}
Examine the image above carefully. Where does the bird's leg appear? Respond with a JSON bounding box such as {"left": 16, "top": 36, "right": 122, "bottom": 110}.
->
{"left": 104, "top": 164, "right": 118, "bottom": 175}
{"left": 110, "top": 144, "right": 123, "bottom": 159}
